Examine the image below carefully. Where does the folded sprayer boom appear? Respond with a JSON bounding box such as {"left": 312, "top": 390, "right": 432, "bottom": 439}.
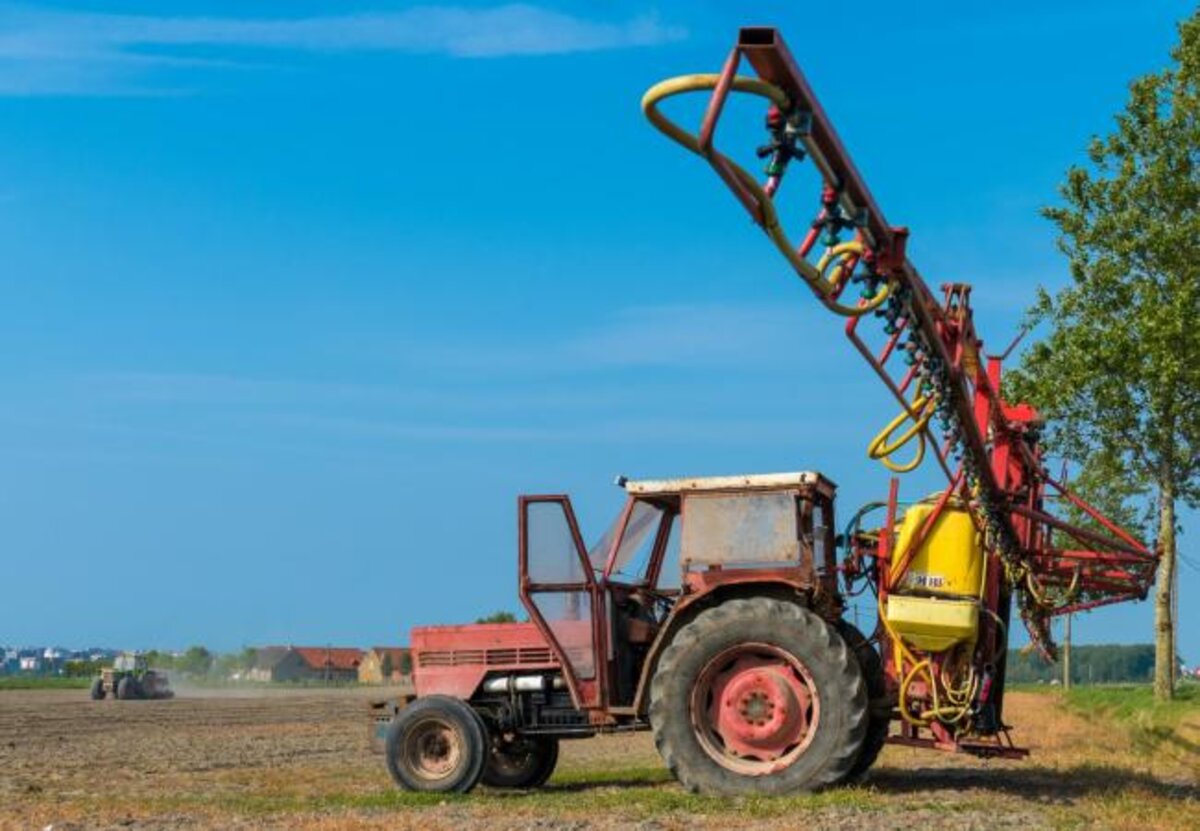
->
{"left": 642, "top": 26, "right": 1157, "bottom": 653}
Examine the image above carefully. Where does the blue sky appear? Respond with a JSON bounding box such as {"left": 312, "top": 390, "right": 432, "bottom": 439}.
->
{"left": 1, "top": 1, "right": 1195, "bottom": 661}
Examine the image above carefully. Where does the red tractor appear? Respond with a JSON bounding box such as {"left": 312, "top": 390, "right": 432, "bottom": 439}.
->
{"left": 383, "top": 472, "right": 878, "bottom": 795}
{"left": 375, "top": 26, "right": 1157, "bottom": 795}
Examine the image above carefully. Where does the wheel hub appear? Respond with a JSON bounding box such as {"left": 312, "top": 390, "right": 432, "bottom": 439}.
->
{"left": 706, "top": 654, "right": 813, "bottom": 761}
{"left": 407, "top": 721, "right": 462, "bottom": 781}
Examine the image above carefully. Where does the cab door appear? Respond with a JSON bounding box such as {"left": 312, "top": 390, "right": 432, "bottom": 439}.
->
{"left": 518, "top": 495, "right": 604, "bottom": 708}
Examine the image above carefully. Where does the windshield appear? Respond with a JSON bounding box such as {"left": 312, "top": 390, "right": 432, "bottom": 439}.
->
{"left": 589, "top": 500, "right": 664, "bottom": 579}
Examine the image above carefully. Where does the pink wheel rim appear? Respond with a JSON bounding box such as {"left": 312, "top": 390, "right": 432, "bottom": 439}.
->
{"left": 689, "top": 642, "right": 820, "bottom": 775}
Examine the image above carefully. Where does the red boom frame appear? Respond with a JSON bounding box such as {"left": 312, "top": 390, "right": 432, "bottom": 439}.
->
{"left": 646, "top": 28, "right": 1156, "bottom": 662}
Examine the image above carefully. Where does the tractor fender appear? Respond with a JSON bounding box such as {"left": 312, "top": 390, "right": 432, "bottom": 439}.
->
{"left": 632, "top": 577, "right": 834, "bottom": 716}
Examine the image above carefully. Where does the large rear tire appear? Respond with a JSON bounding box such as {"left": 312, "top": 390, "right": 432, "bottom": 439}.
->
{"left": 116, "top": 676, "right": 136, "bottom": 700}
{"left": 481, "top": 734, "right": 559, "bottom": 789}
{"left": 650, "top": 598, "right": 867, "bottom": 795}
{"left": 385, "top": 696, "right": 487, "bottom": 793}
{"left": 835, "top": 620, "right": 890, "bottom": 783}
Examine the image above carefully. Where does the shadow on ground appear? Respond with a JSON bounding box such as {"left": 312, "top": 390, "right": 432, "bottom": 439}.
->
{"left": 869, "top": 763, "right": 1197, "bottom": 803}
{"left": 519, "top": 763, "right": 1197, "bottom": 804}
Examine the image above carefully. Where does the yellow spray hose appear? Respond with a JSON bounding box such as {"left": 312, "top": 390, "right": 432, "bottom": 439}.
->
{"left": 642, "top": 75, "right": 893, "bottom": 317}
{"left": 877, "top": 593, "right": 930, "bottom": 727}
{"left": 897, "top": 655, "right": 977, "bottom": 727}
{"left": 1024, "top": 566, "right": 1082, "bottom": 609}
{"left": 867, "top": 393, "right": 938, "bottom": 473}
{"left": 881, "top": 573, "right": 976, "bottom": 727}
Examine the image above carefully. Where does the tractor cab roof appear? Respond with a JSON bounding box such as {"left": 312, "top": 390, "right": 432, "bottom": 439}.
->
{"left": 621, "top": 471, "right": 836, "bottom": 499}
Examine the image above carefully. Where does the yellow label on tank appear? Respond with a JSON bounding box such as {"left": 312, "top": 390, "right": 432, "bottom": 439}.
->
{"left": 891, "top": 502, "right": 984, "bottom": 599}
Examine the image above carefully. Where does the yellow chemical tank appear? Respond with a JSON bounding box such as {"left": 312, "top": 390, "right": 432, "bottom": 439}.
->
{"left": 884, "top": 501, "right": 985, "bottom": 652}
{"left": 890, "top": 501, "right": 984, "bottom": 598}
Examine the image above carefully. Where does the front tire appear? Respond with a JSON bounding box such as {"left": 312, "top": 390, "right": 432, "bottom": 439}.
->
{"left": 90, "top": 678, "right": 106, "bottom": 700}
{"left": 385, "top": 696, "right": 487, "bottom": 793}
{"left": 650, "top": 598, "right": 868, "bottom": 795}
{"left": 481, "top": 734, "right": 559, "bottom": 788}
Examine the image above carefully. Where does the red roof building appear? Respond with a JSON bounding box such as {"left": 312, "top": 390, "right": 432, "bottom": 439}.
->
{"left": 246, "top": 646, "right": 364, "bottom": 683}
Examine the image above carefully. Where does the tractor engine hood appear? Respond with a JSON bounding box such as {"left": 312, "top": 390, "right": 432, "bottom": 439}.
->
{"left": 410, "top": 621, "right": 560, "bottom": 700}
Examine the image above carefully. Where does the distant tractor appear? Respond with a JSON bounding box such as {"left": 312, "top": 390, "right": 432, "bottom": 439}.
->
{"left": 91, "top": 653, "right": 174, "bottom": 700}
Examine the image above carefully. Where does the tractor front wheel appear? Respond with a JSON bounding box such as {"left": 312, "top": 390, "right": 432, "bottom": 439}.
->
{"left": 650, "top": 598, "right": 867, "bottom": 795}
{"left": 385, "top": 696, "right": 487, "bottom": 793}
{"left": 90, "top": 678, "right": 105, "bottom": 701}
{"left": 481, "top": 734, "right": 559, "bottom": 789}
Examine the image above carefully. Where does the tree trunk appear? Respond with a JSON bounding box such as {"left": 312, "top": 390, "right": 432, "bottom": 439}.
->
{"left": 1153, "top": 483, "right": 1176, "bottom": 701}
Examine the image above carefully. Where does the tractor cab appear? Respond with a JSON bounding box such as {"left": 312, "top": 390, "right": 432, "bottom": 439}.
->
{"left": 113, "top": 653, "right": 147, "bottom": 673}
{"left": 518, "top": 471, "right": 840, "bottom": 713}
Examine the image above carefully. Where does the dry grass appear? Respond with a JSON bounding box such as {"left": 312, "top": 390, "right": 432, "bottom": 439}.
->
{"left": 1, "top": 686, "right": 1195, "bottom": 830}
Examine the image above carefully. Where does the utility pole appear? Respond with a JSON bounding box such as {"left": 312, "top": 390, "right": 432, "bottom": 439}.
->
{"left": 1063, "top": 613, "right": 1072, "bottom": 691}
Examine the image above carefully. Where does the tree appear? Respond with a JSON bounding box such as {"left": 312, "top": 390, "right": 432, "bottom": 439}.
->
{"left": 1007, "top": 11, "right": 1200, "bottom": 700}
{"left": 143, "top": 650, "right": 172, "bottom": 670}
{"left": 178, "top": 646, "right": 213, "bottom": 676}
{"left": 476, "top": 610, "right": 519, "bottom": 624}
{"left": 62, "top": 659, "right": 102, "bottom": 678}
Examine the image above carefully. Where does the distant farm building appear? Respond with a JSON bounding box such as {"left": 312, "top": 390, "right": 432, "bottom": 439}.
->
{"left": 358, "top": 647, "right": 412, "bottom": 685}
{"left": 247, "top": 646, "right": 364, "bottom": 683}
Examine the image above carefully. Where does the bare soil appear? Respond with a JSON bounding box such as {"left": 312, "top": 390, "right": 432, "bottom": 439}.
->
{"left": 0, "top": 688, "right": 1194, "bottom": 830}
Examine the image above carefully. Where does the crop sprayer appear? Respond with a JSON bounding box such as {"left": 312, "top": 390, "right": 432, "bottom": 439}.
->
{"left": 370, "top": 27, "right": 1158, "bottom": 795}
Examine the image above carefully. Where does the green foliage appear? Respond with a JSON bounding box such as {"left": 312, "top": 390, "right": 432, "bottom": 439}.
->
{"left": 0, "top": 676, "right": 91, "bottom": 690}
{"left": 210, "top": 647, "right": 259, "bottom": 678}
{"left": 1065, "top": 683, "right": 1198, "bottom": 752}
{"left": 1006, "top": 10, "right": 1200, "bottom": 518}
{"left": 1068, "top": 682, "right": 1197, "bottom": 719}
{"left": 176, "top": 645, "right": 213, "bottom": 676}
{"left": 61, "top": 659, "right": 103, "bottom": 678}
{"left": 475, "top": 610, "right": 519, "bottom": 624}
{"left": 1006, "top": 644, "right": 1158, "bottom": 684}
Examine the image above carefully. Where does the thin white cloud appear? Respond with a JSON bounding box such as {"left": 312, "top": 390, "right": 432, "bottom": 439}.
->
{"left": 0, "top": 4, "right": 686, "bottom": 95}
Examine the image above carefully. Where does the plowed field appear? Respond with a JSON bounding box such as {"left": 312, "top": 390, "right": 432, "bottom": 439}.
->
{"left": 1, "top": 688, "right": 1195, "bottom": 829}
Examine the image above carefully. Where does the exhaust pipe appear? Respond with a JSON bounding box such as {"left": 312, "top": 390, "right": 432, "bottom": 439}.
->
{"left": 481, "top": 674, "right": 566, "bottom": 694}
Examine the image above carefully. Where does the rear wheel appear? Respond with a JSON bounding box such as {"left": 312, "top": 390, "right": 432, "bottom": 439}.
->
{"left": 836, "top": 620, "right": 890, "bottom": 783}
{"left": 116, "top": 676, "right": 137, "bottom": 700}
{"left": 385, "top": 696, "right": 487, "bottom": 793}
{"left": 481, "top": 734, "right": 559, "bottom": 788}
{"left": 90, "top": 678, "right": 106, "bottom": 701}
{"left": 650, "top": 598, "right": 867, "bottom": 795}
